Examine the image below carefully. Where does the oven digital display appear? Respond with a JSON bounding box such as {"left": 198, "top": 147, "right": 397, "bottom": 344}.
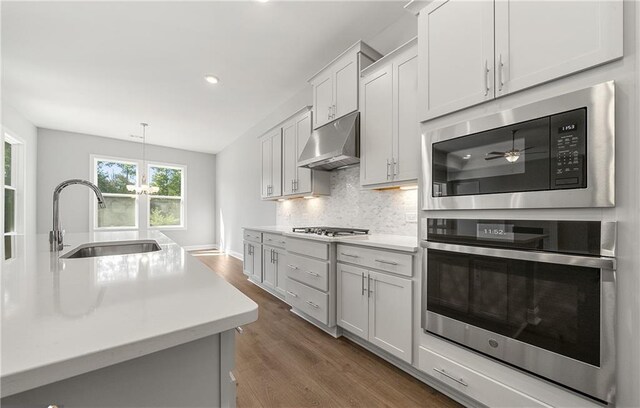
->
{"left": 559, "top": 123, "right": 577, "bottom": 133}
{"left": 477, "top": 223, "right": 515, "bottom": 241}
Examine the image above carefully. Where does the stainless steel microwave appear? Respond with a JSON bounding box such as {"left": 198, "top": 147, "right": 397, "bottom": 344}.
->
{"left": 421, "top": 81, "right": 615, "bottom": 210}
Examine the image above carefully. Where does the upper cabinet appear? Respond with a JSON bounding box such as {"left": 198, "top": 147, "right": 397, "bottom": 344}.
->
{"left": 361, "top": 39, "right": 419, "bottom": 187}
{"left": 309, "top": 41, "right": 382, "bottom": 130}
{"left": 263, "top": 107, "right": 330, "bottom": 200}
{"left": 260, "top": 129, "right": 282, "bottom": 199}
{"left": 418, "top": 0, "right": 623, "bottom": 121}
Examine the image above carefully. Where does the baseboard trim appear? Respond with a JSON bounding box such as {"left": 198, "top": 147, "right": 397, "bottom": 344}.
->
{"left": 290, "top": 309, "right": 341, "bottom": 339}
{"left": 227, "top": 250, "right": 243, "bottom": 261}
{"left": 183, "top": 243, "right": 218, "bottom": 251}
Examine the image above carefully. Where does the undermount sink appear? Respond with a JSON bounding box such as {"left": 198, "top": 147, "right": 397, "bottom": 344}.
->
{"left": 61, "top": 240, "right": 162, "bottom": 259}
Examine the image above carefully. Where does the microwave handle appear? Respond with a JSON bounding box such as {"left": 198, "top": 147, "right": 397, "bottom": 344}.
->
{"left": 422, "top": 241, "right": 615, "bottom": 270}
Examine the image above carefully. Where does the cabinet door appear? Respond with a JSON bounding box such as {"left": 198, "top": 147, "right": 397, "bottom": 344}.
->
{"left": 270, "top": 132, "right": 282, "bottom": 197}
{"left": 261, "top": 137, "right": 272, "bottom": 198}
{"left": 282, "top": 120, "right": 297, "bottom": 196}
{"left": 313, "top": 73, "right": 334, "bottom": 129}
{"left": 334, "top": 54, "right": 359, "bottom": 119}
{"left": 337, "top": 264, "right": 369, "bottom": 340}
{"left": 394, "top": 51, "right": 419, "bottom": 183}
{"left": 368, "top": 271, "right": 412, "bottom": 363}
{"left": 419, "top": 0, "right": 494, "bottom": 120}
{"left": 252, "top": 244, "right": 263, "bottom": 282}
{"left": 263, "top": 247, "right": 275, "bottom": 289}
{"left": 361, "top": 66, "right": 393, "bottom": 186}
{"left": 295, "top": 111, "right": 313, "bottom": 194}
{"left": 494, "top": 0, "right": 622, "bottom": 96}
{"left": 274, "top": 248, "right": 288, "bottom": 297}
{"left": 242, "top": 242, "right": 253, "bottom": 276}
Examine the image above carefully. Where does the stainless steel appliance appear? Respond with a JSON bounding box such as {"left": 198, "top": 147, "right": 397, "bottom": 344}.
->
{"left": 298, "top": 111, "right": 360, "bottom": 171}
{"left": 421, "top": 81, "right": 615, "bottom": 210}
{"left": 292, "top": 227, "right": 369, "bottom": 237}
{"left": 421, "top": 218, "right": 616, "bottom": 403}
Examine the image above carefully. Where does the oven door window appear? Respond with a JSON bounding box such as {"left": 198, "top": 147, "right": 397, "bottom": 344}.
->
{"left": 427, "top": 249, "right": 601, "bottom": 366}
{"left": 432, "top": 117, "right": 550, "bottom": 197}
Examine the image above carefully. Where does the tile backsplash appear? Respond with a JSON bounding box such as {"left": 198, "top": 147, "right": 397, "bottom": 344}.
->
{"left": 276, "top": 166, "right": 418, "bottom": 236}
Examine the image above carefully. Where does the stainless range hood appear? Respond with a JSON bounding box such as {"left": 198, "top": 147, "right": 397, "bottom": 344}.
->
{"left": 298, "top": 111, "right": 360, "bottom": 171}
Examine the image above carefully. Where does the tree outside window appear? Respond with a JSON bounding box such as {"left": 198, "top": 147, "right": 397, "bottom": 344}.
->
{"left": 149, "top": 165, "right": 184, "bottom": 228}
{"left": 95, "top": 159, "right": 138, "bottom": 228}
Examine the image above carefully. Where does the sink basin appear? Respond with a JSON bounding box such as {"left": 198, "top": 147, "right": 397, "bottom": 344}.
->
{"left": 61, "top": 240, "right": 162, "bottom": 259}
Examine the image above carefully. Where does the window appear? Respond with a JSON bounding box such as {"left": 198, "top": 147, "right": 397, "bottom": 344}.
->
{"left": 92, "top": 156, "right": 186, "bottom": 230}
{"left": 94, "top": 158, "right": 139, "bottom": 229}
{"left": 3, "top": 135, "right": 23, "bottom": 261}
{"left": 148, "top": 164, "right": 184, "bottom": 228}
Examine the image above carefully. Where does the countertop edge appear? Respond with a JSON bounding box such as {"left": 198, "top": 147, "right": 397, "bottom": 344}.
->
{"left": 1, "top": 306, "right": 258, "bottom": 398}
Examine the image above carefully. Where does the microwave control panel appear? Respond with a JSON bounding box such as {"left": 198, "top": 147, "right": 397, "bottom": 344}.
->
{"left": 550, "top": 108, "right": 587, "bottom": 189}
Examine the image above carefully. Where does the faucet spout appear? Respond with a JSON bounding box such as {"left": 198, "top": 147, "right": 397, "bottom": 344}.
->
{"left": 50, "top": 179, "right": 106, "bottom": 251}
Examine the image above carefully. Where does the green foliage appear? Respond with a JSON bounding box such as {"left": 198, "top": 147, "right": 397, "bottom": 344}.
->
{"left": 150, "top": 167, "right": 181, "bottom": 196}
{"left": 4, "top": 142, "right": 12, "bottom": 186}
{"left": 149, "top": 198, "right": 181, "bottom": 226}
{"left": 97, "top": 161, "right": 137, "bottom": 194}
{"left": 98, "top": 196, "right": 136, "bottom": 227}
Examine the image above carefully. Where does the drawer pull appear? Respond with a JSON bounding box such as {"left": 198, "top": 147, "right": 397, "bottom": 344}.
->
{"left": 305, "top": 270, "right": 320, "bottom": 277}
{"left": 229, "top": 371, "right": 237, "bottom": 383}
{"left": 375, "top": 259, "right": 398, "bottom": 266}
{"left": 235, "top": 326, "right": 244, "bottom": 334}
{"left": 279, "top": 241, "right": 286, "bottom": 245}
{"left": 266, "top": 238, "right": 272, "bottom": 241}
{"left": 433, "top": 368, "right": 468, "bottom": 387}
{"left": 340, "top": 252, "right": 360, "bottom": 258}
{"left": 286, "top": 290, "right": 298, "bottom": 298}
{"left": 287, "top": 264, "right": 299, "bottom": 270}
{"left": 306, "top": 300, "right": 320, "bottom": 309}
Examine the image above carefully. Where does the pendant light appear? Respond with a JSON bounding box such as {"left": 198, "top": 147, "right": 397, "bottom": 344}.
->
{"left": 126, "top": 123, "right": 159, "bottom": 195}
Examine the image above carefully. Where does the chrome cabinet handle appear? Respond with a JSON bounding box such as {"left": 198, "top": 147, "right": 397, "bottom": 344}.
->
{"left": 236, "top": 326, "right": 244, "bottom": 334}
{"left": 368, "top": 275, "right": 373, "bottom": 298}
{"left": 328, "top": 107, "right": 331, "bottom": 120}
{"left": 306, "top": 300, "right": 320, "bottom": 309}
{"left": 361, "top": 272, "right": 365, "bottom": 296}
{"left": 333, "top": 104, "right": 336, "bottom": 118}
{"left": 484, "top": 59, "right": 490, "bottom": 96}
{"left": 273, "top": 251, "right": 278, "bottom": 263}
{"left": 305, "top": 270, "right": 320, "bottom": 277}
{"left": 287, "top": 264, "right": 298, "bottom": 270}
{"left": 386, "top": 159, "right": 391, "bottom": 180}
{"left": 286, "top": 290, "right": 298, "bottom": 298}
{"left": 340, "top": 252, "right": 359, "bottom": 258}
{"left": 266, "top": 238, "right": 272, "bottom": 242}
{"left": 375, "top": 259, "right": 398, "bottom": 266}
{"left": 498, "top": 53, "right": 504, "bottom": 92}
{"left": 279, "top": 240, "right": 286, "bottom": 245}
{"left": 433, "top": 368, "right": 468, "bottom": 387}
{"left": 393, "top": 158, "right": 398, "bottom": 177}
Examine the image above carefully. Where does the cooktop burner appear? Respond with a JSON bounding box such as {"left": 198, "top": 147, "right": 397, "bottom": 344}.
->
{"left": 292, "top": 227, "right": 369, "bottom": 237}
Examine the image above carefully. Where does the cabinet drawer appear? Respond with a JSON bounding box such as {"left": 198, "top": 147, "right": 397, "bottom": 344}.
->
{"left": 419, "top": 347, "right": 549, "bottom": 408}
{"left": 263, "top": 233, "right": 286, "bottom": 248}
{"left": 337, "top": 244, "right": 413, "bottom": 277}
{"left": 285, "top": 278, "right": 329, "bottom": 325}
{"left": 286, "top": 237, "right": 329, "bottom": 260}
{"left": 243, "top": 230, "right": 262, "bottom": 243}
{"left": 286, "top": 253, "right": 329, "bottom": 291}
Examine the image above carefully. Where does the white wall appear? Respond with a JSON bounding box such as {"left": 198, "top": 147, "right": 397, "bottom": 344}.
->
{"left": 1, "top": 103, "right": 38, "bottom": 239}
{"left": 216, "top": 14, "right": 418, "bottom": 256}
{"left": 36, "top": 128, "right": 216, "bottom": 247}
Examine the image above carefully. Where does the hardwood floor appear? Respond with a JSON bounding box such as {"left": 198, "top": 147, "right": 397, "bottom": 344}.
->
{"left": 192, "top": 250, "right": 461, "bottom": 408}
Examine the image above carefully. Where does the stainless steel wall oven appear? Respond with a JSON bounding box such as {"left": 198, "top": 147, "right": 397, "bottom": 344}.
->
{"left": 421, "top": 81, "right": 615, "bottom": 210}
{"left": 421, "top": 218, "right": 616, "bottom": 403}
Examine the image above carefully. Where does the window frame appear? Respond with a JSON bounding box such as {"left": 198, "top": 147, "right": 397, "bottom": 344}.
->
{"left": 91, "top": 155, "right": 140, "bottom": 231}
{"left": 3, "top": 131, "right": 25, "bottom": 262}
{"left": 146, "top": 161, "right": 187, "bottom": 230}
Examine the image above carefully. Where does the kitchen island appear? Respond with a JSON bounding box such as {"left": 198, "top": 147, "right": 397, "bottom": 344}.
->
{"left": 1, "top": 231, "right": 257, "bottom": 408}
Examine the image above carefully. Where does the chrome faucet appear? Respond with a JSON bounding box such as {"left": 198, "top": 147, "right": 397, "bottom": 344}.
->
{"left": 50, "top": 179, "right": 106, "bottom": 251}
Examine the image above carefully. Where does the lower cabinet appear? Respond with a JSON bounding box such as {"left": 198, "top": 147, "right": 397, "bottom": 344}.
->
{"left": 243, "top": 241, "right": 262, "bottom": 282}
{"left": 337, "top": 263, "right": 412, "bottom": 363}
{"left": 263, "top": 246, "right": 287, "bottom": 297}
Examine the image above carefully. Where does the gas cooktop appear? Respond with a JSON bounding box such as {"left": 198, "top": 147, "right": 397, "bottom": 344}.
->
{"left": 292, "top": 227, "right": 369, "bottom": 237}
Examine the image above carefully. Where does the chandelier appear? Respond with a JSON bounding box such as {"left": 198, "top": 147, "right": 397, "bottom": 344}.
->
{"left": 126, "top": 123, "right": 159, "bottom": 195}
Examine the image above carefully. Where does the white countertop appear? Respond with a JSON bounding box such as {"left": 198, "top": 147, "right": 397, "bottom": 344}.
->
{"left": 1, "top": 231, "right": 258, "bottom": 397}
{"left": 243, "top": 226, "right": 418, "bottom": 253}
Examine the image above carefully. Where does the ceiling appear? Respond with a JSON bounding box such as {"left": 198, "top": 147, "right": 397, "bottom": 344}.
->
{"left": 1, "top": 1, "right": 408, "bottom": 154}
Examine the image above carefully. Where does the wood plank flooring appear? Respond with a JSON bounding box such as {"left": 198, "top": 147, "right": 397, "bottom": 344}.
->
{"left": 192, "top": 250, "right": 461, "bottom": 408}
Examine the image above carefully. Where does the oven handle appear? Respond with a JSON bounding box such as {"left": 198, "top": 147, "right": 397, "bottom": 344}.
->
{"left": 422, "top": 241, "right": 616, "bottom": 270}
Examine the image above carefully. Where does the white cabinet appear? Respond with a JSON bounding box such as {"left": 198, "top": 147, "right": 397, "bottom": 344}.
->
{"left": 494, "top": 0, "right": 623, "bottom": 97}
{"left": 337, "top": 262, "right": 413, "bottom": 363}
{"left": 243, "top": 241, "right": 262, "bottom": 283}
{"left": 260, "top": 129, "right": 282, "bottom": 199}
{"left": 418, "top": 0, "right": 622, "bottom": 121}
{"left": 282, "top": 108, "right": 330, "bottom": 198}
{"left": 309, "top": 41, "right": 382, "bottom": 130}
{"left": 263, "top": 246, "right": 287, "bottom": 296}
{"left": 361, "top": 39, "right": 419, "bottom": 187}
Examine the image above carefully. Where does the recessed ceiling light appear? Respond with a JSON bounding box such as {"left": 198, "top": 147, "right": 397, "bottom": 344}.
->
{"left": 204, "top": 75, "right": 219, "bottom": 84}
